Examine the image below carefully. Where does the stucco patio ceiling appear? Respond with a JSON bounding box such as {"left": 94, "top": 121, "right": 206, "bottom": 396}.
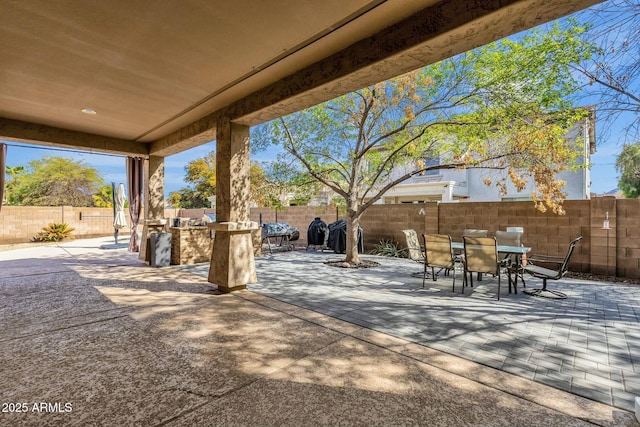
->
{"left": 0, "top": 0, "right": 601, "bottom": 158}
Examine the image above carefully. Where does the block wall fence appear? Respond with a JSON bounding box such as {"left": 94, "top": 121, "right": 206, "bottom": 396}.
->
{"left": 1, "top": 197, "right": 638, "bottom": 279}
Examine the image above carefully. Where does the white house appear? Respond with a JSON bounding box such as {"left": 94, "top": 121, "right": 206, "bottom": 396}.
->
{"left": 380, "top": 108, "right": 596, "bottom": 204}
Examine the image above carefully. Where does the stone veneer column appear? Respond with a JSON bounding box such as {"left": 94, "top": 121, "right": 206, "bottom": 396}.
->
{"left": 208, "top": 118, "right": 258, "bottom": 292}
{"left": 147, "top": 156, "right": 165, "bottom": 220}
{"left": 139, "top": 156, "right": 167, "bottom": 262}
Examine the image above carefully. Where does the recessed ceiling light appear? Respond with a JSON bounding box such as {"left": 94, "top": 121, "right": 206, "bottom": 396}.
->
{"left": 81, "top": 108, "right": 97, "bottom": 115}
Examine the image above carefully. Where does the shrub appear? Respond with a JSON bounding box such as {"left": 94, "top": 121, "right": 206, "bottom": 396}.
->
{"left": 33, "top": 223, "right": 75, "bottom": 242}
{"left": 370, "top": 239, "right": 405, "bottom": 257}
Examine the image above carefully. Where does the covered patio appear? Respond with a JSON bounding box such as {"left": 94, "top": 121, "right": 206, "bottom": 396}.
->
{"left": 3, "top": 1, "right": 632, "bottom": 425}
{"left": 1, "top": 237, "right": 638, "bottom": 425}
{"left": 1, "top": 0, "right": 603, "bottom": 292}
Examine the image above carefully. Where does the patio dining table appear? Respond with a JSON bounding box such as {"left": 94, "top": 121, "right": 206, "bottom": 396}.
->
{"left": 451, "top": 242, "right": 531, "bottom": 255}
{"left": 451, "top": 242, "right": 531, "bottom": 291}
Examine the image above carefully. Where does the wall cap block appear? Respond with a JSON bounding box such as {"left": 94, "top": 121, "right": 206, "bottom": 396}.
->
{"left": 211, "top": 221, "right": 259, "bottom": 232}
{"left": 143, "top": 219, "right": 167, "bottom": 226}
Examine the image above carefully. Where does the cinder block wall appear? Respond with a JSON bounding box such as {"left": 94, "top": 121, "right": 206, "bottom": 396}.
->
{"left": 0, "top": 206, "right": 67, "bottom": 244}
{"left": 438, "top": 200, "right": 591, "bottom": 273}
{"left": 177, "top": 206, "right": 339, "bottom": 246}
{"left": 617, "top": 199, "right": 640, "bottom": 278}
{"left": 250, "top": 206, "right": 338, "bottom": 246}
{"left": 69, "top": 206, "right": 131, "bottom": 240}
{"left": 357, "top": 203, "right": 431, "bottom": 248}
{"left": 176, "top": 208, "right": 212, "bottom": 219}
{"left": 0, "top": 206, "right": 136, "bottom": 244}
{"left": 2, "top": 198, "right": 639, "bottom": 279}
{"left": 590, "top": 197, "right": 615, "bottom": 276}
{"left": 357, "top": 200, "right": 592, "bottom": 273}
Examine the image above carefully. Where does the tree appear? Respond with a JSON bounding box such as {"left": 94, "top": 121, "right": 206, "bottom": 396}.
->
{"left": 616, "top": 142, "right": 640, "bottom": 198}
{"left": 13, "top": 156, "right": 104, "bottom": 207}
{"left": 248, "top": 162, "right": 270, "bottom": 207}
{"left": 168, "top": 151, "right": 276, "bottom": 208}
{"left": 168, "top": 152, "right": 217, "bottom": 208}
{"left": 4, "top": 165, "right": 26, "bottom": 205}
{"left": 167, "top": 187, "right": 210, "bottom": 209}
{"left": 249, "top": 155, "right": 324, "bottom": 208}
{"left": 93, "top": 184, "right": 113, "bottom": 208}
{"left": 184, "top": 151, "right": 217, "bottom": 198}
{"left": 254, "top": 21, "right": 595, "bottom": 264}
{"left": 572, "top": 0, "right": 640, "bottom": 139}
{"left": 92, "top": 183, "right": 128, "bottom": 208}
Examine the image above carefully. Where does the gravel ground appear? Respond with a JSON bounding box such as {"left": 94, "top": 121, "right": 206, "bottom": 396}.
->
{"left": 566, "top": 271, "right": 640, "bottom": 285}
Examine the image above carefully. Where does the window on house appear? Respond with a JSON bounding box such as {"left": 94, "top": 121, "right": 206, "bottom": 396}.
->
{"left": 417, "top": 156, "right": 439, "bottom": 176}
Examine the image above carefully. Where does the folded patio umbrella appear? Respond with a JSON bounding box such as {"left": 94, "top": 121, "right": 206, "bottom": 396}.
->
{"left": 113, "top": 183, "right": 127, "bottom": 230}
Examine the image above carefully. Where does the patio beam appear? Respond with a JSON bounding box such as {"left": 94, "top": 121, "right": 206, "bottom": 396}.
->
{"left": 0, "top": 117, "right": 149, "bottom": 157}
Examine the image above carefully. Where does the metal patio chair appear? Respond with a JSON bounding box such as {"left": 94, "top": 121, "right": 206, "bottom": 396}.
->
{"left": 463, "top": 236, "right": 510, "bottom": 300}
{"left": 402, "top": 229, "right": 425, "bottom": 277}
{"left": 523, "top": 236, "right": 583, "bottom": 299}
{"left": 423, "top": 234, "right": 465, "bottom": 292}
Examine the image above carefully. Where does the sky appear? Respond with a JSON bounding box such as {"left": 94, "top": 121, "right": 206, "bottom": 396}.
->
{"left": 1, "top": 1, "right": 634, "bottom": 199}
{"left": 0, "top": 140, "right": 205, "bottom": 198}
{"left": 0, "top": 139, "right": 283, "bottom": 199}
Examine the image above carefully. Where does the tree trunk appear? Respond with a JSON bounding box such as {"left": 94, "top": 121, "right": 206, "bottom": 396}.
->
{"left": 345, "top": 213, "right": 361, "bottom": 264}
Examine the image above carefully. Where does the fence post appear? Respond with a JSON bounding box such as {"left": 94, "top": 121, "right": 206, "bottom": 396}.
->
{"left": 590, "top": 196, "right": 617, "bottom": 276}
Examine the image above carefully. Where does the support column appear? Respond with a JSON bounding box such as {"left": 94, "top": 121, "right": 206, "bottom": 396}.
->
{"left": 209, "top": 118, "right": 258, "bottom": 292}
{"left": 139, "top": 156, "right": 167, "bottom": 262}
{"left": 442, "top": 182, "right": 454, "bottom": 202}
{"left": 147, "top": 156, "right": 165, "bottom": 220}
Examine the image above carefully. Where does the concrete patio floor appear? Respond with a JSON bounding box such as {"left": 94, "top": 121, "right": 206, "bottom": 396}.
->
{"left": 1, "top": 237, "right": 638, "bottom": 426}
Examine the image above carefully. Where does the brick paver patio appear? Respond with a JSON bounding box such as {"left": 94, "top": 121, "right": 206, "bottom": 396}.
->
{"left": 182, "top": 250, "right": 640, "bottom": 412}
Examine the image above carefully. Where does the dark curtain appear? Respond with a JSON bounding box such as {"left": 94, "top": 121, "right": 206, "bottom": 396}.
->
{"left": 0, "top": 143, "right": 6, "bottom": 212}
{"left": 126, "top": 156, "right": 143, "bottom": 252}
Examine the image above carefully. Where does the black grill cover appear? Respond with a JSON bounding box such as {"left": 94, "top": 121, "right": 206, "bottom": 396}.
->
{"left": 327, "top": 219, "right": 363, "bottom": 254}
{"left": 307, "top": 217, "right": 329, "bottom": 246}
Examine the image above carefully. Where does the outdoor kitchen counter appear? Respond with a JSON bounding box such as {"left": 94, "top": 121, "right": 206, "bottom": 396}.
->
{"left": 169, "top": 226, "right": 214, "bottom": 265}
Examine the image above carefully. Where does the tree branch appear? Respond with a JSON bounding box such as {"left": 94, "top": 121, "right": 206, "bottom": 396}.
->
{"left": 278, "top": 118, "right": 348, "bottom": 199}
{"left": 571, "top": 64, "right": 640, "bottom": 105}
